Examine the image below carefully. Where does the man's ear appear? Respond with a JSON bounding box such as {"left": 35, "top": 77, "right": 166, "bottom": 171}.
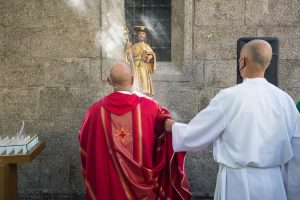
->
{"left": 239, "top": 57, "right": 245, "bottom": 71}
{"left": 130, "top": 76, "right": 134, "bottom": 85}
{"left": 107, "top": 77, "right": 111, "bottom": 85}
{"left": 241, "top": 57, "right": 245, "bottom": 67}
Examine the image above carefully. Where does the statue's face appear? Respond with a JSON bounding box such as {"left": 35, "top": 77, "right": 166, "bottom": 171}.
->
{"left": 138, "top": 31, "right": 147, "bottom": 42}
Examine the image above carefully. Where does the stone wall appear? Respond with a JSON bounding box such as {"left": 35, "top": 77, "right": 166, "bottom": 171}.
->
{"left": 0, "top": 0, "right": 299, "bottom": 199}
{"left": 0, "top": 0, "right": 101, "bottom": 199}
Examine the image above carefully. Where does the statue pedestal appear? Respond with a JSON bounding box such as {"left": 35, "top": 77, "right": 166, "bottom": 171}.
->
{"left": 0, "top": 141, "right": 45, "bottom": 200}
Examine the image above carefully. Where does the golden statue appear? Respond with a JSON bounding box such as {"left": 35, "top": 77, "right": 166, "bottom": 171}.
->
{"left": 125, "top": 26, "right": 156, "bottom": 96}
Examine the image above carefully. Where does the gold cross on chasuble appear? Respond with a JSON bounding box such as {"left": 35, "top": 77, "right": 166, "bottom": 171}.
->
{"left": 114, "top": 128, "right": 130, "bottom": 143}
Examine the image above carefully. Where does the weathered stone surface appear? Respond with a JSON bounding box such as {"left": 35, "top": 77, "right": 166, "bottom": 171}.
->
{"left": 41, "top": 0, "right": 100, "bottom": 29}
{"left": 195, "top": 0, "right": 244, "bottom": 26}
{"left": 278, "top": 59, "right": 300, "bottom": 88}
{"left": 39, "top": 148, "right": 80, "bottom": 193}
{"left": 44, "top": 58, "right": 90, "bottom": 88}
{"left": 19, "top": 193, "right": 84, "bottom": 200}
{"left": 152, "top": 62, "right": 190, "bottom": 82}
{"left": 1, "top": 0, "right": 44, "bottom": 29}
{"left": 257, "top": 27, "right": 300, "bottom": 59}
{"left": 27, "top": 27, "right": 100, "bottom": 58}
{"left": 182, "top": 0, "right": 194, "bottom": 66}
{"left": 4, "top": 28, "right": 31, "bottom": 57}
{"left": 186, "top": 146, "right": 218, "bottom": 196}
{"left": 171, "top": 0, "right": 184, "bottom": 69}
{"left": 38, "top": 87, "right": 98, "bottom": 120}
{"left": 204, "top": 59, "right": 236, "bottom": 88}
{"left": 100, "top": 59, "right": 110, "bottom": 81}
{"left": 194, "top": 26, "right": 256, "bottom": 60}
{"left": 0, "top": 57, "right": 102, "bottom": 88}
{"left": 0, "top": 57, "right": 45, "bottom": 87}
{"left": 18, "top": 133, "right": 84, "bottom": 196}
{"left": 198, "top": 88, "right": 222, "bottom": 111}
{"left": 281, "top": 86, "right": 300, "bottom": 103}
{"left": 89, "top": 57, "right": 103, "bottom": 87}
{"left": 0, "top": 88, "right": 39, "bottom": 120}
{"left": 191, "top": 59, "right": 205, "bottom": 86}
{"left": 246, "top": 0, "right": 300, "bottom": 26}
{"left": 0, "top": 30, "right": 4, "bottom": 56}
{"left": 18, "top": 158, "right": 43, "bottom": 197}
{"left": 154, "top": 88, "right": 199, "bottom": 122}
{"left": 0, "top": 0, "right": 100, "bottom": 29}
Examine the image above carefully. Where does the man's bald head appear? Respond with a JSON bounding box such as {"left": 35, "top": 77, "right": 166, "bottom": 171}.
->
{"left": 108, "top": 61, "right": 133, "bottom": 91}
{"left": 242, "top": 39, "right": 272, "bottom": 71}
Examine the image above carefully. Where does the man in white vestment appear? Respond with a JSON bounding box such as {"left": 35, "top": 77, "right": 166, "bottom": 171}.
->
{"left": 165, "top": 39, "right": 300, "bottom": 200}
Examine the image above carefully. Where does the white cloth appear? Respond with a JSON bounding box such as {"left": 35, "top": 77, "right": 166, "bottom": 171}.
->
{"left": 172, "top": 78, "right": 300, "bottom": 200}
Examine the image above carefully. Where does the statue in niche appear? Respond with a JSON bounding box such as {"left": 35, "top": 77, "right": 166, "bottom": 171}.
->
{"left": 125, "top": 26, "right": 156, "bottom": 96}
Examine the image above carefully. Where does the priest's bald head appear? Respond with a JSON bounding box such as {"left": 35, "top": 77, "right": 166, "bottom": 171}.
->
{"left": 107, "top": 61, "right": 133, "bottom": 91}
{"left": 239, "top": 39, "right": 272, "bottom": 79}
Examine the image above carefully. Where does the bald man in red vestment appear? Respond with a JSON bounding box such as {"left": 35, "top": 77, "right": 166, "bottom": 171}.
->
{"left": 78, "top": 61, "right": 191, "bottom": 200}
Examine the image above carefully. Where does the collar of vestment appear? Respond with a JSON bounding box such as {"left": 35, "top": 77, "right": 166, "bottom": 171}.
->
{"left": 103, "top": 92, "right": 141, "bottom": 115}
{"left": 115, "top": 91, "right": 146, "bottom": 97}
{"left": 116, "top": 91, "right": 132, "bottom": 95}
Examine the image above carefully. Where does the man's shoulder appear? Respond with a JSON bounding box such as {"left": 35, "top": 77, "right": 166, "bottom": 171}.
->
{"left": 134, "top": 92, "right": 160, "bottom": 107}
{"left": 217, "top": 80, "right": 294, "bottom": 104}
{"left": 217, "top": 84, "right": 241, "bottom": 97}
{"left": 141, "top": 95, "right": 159, "bottom": 106}
{"left": 211, "top": 84, "right": 247, "bottom": 107}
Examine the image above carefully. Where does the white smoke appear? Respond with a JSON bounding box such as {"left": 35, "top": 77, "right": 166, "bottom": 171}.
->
{"left": 65, "top": 0, "right": 126, "bottom": 59}
{"left": 67, "top": 0, "right": 86, "bottom": 12}
{"left": 140, "top": 16, "right": 168, "bottom": 44}
{"left": 96, "top": 23, "right": 126, "bottom": 59}
{"left": 96, "top": 1, "right": 126, "bottom": 59}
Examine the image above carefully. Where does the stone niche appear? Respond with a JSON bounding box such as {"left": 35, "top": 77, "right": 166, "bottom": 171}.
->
{"left": 100, "top": 0, "right": 194, "bottom": 83}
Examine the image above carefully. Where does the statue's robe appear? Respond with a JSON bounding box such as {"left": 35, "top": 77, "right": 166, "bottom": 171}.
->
{"left": 126, "top": 42, "right": 156, "bottom": 96}
{"left": 79, "top": 91, "right": 191, "bottom": 200}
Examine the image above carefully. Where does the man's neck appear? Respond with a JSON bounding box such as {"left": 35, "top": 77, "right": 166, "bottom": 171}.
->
{"left": 113, "top": 87, "right": 132, "bottom": 93}
{"left": 244, "top": 74, "right": 264, "bottom": 79}
{"left": 244, "top": 69, "right": 265, "bottom": 79}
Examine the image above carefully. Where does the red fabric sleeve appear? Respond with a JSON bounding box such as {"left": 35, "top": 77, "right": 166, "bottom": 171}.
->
{"left": 78, "top": 110, "right": 91, "bottom": 182}
{"left": 154, "top": 103, "right": 192, "bottom": 200}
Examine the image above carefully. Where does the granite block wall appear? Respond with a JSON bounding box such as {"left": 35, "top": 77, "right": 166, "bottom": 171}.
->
{"left": 0, "top": 0, "right": 299, "bottom": 199}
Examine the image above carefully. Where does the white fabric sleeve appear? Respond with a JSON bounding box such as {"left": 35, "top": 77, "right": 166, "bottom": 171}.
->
{"left": 283, "top": 113, "right": 300, "bottom": 200}
{"left": 172, "top": 97, "right": 227, "bottom": 152}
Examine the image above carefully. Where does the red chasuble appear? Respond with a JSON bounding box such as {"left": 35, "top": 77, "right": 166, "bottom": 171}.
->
{"left": 79, "top": 92, "right": 191, "bottom": 200}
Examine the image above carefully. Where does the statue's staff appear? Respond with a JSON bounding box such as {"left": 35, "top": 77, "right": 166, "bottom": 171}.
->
{"left": 124, "top": 27, "right": 135, "bottom": 68}
{"left": 124, "top": 27, "right": 138, "bottom": 91}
